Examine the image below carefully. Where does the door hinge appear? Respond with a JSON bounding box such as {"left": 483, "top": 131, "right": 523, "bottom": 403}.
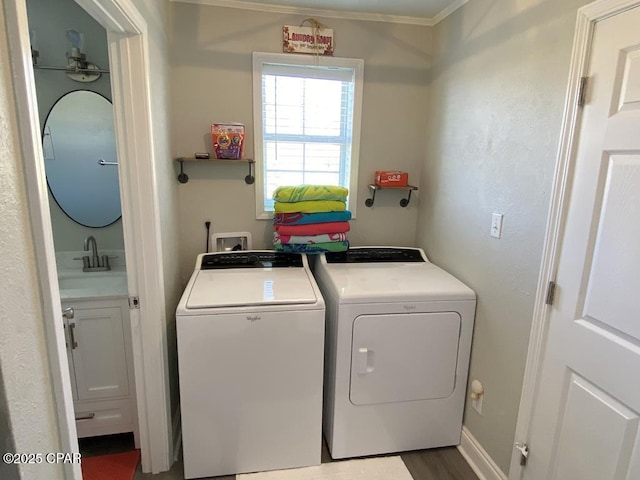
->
{"left": 128, "top": 296, "right": 140, "bottom": 309}
{"left": 515, "top": 442, "right": 529, "bottom": 466}
{"left": 545, "top": 281, "right": 556, "bottom": 306}
{"left": 578, "top": 76, "right": 588, "bottom": 107}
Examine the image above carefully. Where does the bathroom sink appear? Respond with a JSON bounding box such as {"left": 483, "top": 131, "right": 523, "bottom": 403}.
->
{"left": 58, "top": 270, "right": 128, "bottom": 299}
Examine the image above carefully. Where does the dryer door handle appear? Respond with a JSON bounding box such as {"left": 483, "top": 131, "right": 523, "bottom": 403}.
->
{"left": 357, "top": 347, "right": 375, "bottom": 374}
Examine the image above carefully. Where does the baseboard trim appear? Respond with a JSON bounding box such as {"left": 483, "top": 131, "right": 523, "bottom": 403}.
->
{"left": 172, "top": 403, "right": 182, "bottom": 462}
{"left": 457, "top": 426, "right": 507, "bottom": 480}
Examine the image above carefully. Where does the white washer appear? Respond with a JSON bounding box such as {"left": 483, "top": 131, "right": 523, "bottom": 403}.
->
{"left": 176, "top": 251, "right": 325, "bottom": 479}
{"left": 313, "top": 247, "right": 476, "bottom": 459}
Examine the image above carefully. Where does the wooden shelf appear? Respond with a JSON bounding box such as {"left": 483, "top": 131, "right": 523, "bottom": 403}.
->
{"left": 175, "top": 157, "right": 255, "bottom": 184}
{"left": 176, "top": 157, "right": 254, "bottom": 163}
{"left": 365, "top": 184, "right": 418, "bottom": 207}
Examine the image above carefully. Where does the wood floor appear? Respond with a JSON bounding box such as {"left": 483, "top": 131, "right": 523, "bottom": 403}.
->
{"left": 81, "top": 433, "right": 478, "bottom": 480}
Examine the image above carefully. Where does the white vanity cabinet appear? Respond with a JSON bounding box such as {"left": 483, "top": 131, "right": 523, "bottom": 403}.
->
{"left": 62, "top": 297, "right": 138, "bottom": 440}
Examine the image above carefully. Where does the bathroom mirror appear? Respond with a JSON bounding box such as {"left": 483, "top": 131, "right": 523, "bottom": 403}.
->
{"left": 43, "top": 90, "right": 121, "bottom": 228}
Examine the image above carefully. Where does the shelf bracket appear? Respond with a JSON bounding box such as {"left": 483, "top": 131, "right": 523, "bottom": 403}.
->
{"left": 177, "top": 160, "right": 189, "bottom": 183}
{"left": 364, "top": 187, "right": 377, "bottom": 207}
{"left": 245, "top": 160, "right": 255, "bottom": 185}
{"left": 400, "top": 189, "right": 413, "bottom": 208}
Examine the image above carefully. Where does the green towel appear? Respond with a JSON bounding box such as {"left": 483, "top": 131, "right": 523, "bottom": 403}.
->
{"left": 274, "top": 200, "right": 346, "bottom": 213}
{"left": 274, "top": 241, "right": 349, "bottom": 253}
{"left": 273, "top": 185, "right": 348, "bottom": 203}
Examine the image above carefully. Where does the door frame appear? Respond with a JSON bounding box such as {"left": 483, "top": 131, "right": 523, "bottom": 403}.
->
{"left": 509, "top": 0, "right": 640, "bottom": 477}
{"left": 3, "top": 0, "right": 172, "bottom": 476}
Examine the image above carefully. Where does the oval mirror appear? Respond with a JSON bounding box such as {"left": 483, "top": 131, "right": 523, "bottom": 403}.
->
{"left": 43, "top": 90, "right": 121, "bottom": 228}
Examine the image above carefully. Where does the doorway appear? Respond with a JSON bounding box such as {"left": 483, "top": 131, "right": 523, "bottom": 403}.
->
{"left": 4, "top": 0, "right": 173, "bottom": 476}
{"left": 510, "top": 0, "right": 640, "bottom": 477}
{"left": 25, "top": 0, "right": 140, "bottom": 456}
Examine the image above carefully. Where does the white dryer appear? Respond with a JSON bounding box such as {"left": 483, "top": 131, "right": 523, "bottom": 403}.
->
{"left": 313, "top": 247, "right": 476, "bottom": 459}
{"left": 176, "top": 251, "right": 325, "bottom": 479}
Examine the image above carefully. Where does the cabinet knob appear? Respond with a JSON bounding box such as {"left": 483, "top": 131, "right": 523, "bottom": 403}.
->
{"left": 62, "top": 307, "right": 75, "bottom": 320}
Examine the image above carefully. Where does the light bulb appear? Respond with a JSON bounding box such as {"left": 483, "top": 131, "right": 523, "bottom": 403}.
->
{"left": 66, "top": 29, "right": 85, "bottom": 58}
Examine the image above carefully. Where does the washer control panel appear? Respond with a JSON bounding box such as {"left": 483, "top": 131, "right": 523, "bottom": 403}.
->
{"left": 201, "top": 252, "right": 303, "bottom": 269}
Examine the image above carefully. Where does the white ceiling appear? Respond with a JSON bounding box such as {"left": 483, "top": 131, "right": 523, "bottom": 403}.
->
{"left": 174, "top": 0, "right": 469, "bottom": 25}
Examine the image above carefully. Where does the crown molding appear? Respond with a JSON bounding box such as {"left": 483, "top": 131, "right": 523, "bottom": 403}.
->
{"left": 432, "top": 0, "right": 469, "bottom": 25}
{"left": 171, "top": 0, "right": 469, "bottom": 27}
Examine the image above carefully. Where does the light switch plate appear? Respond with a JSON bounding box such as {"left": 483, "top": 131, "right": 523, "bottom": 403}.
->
{"left": 491, "top": 213, "right": 504, "bottom": 239}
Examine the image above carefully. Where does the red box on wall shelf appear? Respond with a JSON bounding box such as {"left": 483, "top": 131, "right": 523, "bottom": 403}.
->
{"left": 375, "top": 170, "right": 409, "bottom": 187}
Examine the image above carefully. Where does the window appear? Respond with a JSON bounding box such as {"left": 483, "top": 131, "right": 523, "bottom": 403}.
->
{"left": 252, "top": 52, "right": 363, "bottom": 219}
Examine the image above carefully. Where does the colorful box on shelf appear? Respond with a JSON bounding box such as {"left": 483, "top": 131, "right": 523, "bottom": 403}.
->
{"left": 374, "top": 170, "right": 409, "bottom": 187}
{"left": 211, "top": 123, "right": 245, "bottom": 159}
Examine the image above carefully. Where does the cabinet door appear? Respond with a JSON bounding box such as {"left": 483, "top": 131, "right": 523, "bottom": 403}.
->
{"left": 70, "top": 304, "right": 130, "bottom": 401}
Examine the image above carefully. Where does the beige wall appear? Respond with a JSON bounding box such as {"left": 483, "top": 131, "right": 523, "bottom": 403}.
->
{"left": 417, "top": 0, "right": 591, "bottom": 473}
{"left": 0, "top": 2, "right": 64, "bottom": 477}
{"left": 171, "top": 3, "right": 431, "bottom": 281}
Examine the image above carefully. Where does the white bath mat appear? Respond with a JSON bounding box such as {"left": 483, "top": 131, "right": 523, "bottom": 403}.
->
{"left": 237, "top": 456, "right": 413, "bottom": 480}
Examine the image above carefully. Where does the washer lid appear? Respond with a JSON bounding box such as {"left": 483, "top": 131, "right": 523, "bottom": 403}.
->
{"left": 321, "top": 262, "right": 475, "bottom": 303}
{"left": 186, "top": 268, "right": 317, "bottom": 309}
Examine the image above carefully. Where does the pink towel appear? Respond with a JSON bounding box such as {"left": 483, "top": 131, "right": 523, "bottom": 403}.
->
{"left": 275, "top": 222, "right": 350, "bottom": 236}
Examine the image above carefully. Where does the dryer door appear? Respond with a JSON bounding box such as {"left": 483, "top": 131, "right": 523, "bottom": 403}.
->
{"left": 349, "top": 312, "right": 461, "bottom": 405}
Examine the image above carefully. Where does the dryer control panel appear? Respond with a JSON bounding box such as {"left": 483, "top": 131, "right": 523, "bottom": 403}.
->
{"left": 201, "top": 252, "right": 303, "bottom": 269}
{"left": 326, "top": 247, "right": 426, "bottom": 264}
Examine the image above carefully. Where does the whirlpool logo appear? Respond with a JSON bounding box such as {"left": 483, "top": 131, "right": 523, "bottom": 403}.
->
{"left": 246, "top": 315, "right": 261, "bottom": 322}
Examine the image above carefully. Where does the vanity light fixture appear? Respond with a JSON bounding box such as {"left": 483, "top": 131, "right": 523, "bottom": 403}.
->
{"left": 65, "top": 29, "right": 102, "bottom": 82}
{"left": 31, "top": 28, "right": 110, "bottom": 82}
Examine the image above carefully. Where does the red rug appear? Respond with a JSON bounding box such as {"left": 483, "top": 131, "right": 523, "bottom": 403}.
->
{"left": 81, "top": 450, "right": 140, "bottom": 480}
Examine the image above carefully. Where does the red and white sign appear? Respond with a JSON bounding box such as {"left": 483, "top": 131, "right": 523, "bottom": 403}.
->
{"left": 283, "top": 25, "right": 334, "bottom": 56}
{"left": 375, "top": 171, "right": 409, "bottom": 187}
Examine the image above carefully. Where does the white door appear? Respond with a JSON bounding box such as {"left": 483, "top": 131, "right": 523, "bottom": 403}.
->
{"left": 522, "top": 5, "right": 640, "bottom": 480}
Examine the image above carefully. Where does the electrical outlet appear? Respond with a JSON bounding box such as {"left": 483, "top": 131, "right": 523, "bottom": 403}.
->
{"left": 491, "top": 213, "right": 504, "bottom": 239}
{"left": 471, "top": 394, "right": 484, "bottom": 415}
{"left": 471, "top": 395, "right": 484, "bottom": 415}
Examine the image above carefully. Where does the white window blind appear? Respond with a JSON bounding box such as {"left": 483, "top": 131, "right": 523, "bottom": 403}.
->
{"left": 253, "top": 53, "right": 363, "bottom": 218}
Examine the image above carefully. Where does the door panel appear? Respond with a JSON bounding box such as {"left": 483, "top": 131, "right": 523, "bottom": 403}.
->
{"left": 583, "top": 155, "right": 640, "bottom": 340}
{"left": 349, "top": 312, "right": 460, "bottom": 406}
{"left": 618, "top": 49, "right": 640, "bottom": 108}
{"left": 552, "top": 374, "right": 638, "bottom": 480}
{"left": 523, "top": 6, "right": 640, "bottom": 479}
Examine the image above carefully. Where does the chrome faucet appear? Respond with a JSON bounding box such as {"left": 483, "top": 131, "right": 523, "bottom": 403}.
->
{"left": 84, "top": 235, "right": 99, "bottom": 267}
{"left": 77, "top": 235, "right": 112, "bottom": 272}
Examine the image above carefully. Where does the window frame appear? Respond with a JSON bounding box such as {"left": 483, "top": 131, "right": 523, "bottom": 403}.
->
{"left": 252, "top": 52, "right": 364, "bottom": 220}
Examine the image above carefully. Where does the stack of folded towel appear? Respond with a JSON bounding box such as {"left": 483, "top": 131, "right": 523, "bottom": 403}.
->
{"left": 273, "top": 185, "right": 351, "bottom": 254}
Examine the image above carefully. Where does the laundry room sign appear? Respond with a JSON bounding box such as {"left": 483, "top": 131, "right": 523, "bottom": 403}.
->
{"left": 283, "top": 25, "right": 334, "bottom": 55}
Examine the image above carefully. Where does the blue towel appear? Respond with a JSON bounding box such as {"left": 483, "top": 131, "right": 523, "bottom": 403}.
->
{"left": 273, "top": 211, "right": 352, "bottom": 226}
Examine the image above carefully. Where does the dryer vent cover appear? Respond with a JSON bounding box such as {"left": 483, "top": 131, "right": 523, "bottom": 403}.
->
{"left": 210, "top": 232, "right": 253, "bottom": 252}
